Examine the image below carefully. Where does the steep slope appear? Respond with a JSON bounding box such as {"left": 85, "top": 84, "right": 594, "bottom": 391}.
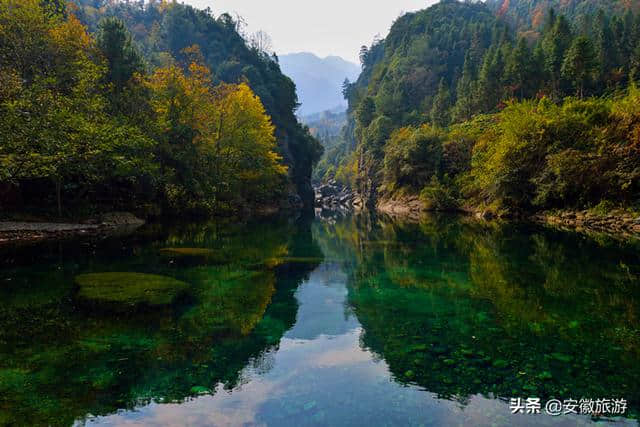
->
{"left": 342, "top": 0, "right": 504, "bottom": 206}
{"left": 72, "top": 0, "right": 322, "bottom": 208}
{"left": 300, "top": 110, "right": 350, "bottom": 183}
{"left": 279, "top": 52, "right": 360, "bottom": 116}
{"left": 337, "top": 0, "right": 640, "bottom": 214}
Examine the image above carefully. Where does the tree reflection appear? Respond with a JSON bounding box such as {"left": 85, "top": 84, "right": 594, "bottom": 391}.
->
{"left": 0, "top": 218, "right": 322, "bottom": 425}
{"left": 314, "top": 213, "right": 640, "bottom": 417}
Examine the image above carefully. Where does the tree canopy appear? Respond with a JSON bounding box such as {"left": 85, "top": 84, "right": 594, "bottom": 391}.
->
{"left": 333, "top": 0, "right": 640, "bottom": 215}
{"left": 0, "top": 0, "right": 312, "bottom": 217}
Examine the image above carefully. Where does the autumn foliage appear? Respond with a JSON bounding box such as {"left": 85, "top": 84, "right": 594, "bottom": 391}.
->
{"left": 0, "top": 0, "right": 288, "bottom": 216}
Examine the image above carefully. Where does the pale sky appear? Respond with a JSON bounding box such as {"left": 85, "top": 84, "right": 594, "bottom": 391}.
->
{"left": 185, "top": 0, "right": 438, "bottom": 64}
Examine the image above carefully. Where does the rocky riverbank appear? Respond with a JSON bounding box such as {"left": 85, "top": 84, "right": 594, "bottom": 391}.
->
{"left": 374, "top": 194, "right": 640, "bottom": 239}
{"left": 0, "top": 212, "right": 145, "bottom": 246}
{"left": 377, "top": 195, "right": 426, "bottom": 221}
{"left": 531, "top": 210, "right": 640, "bottom": 239}
{"left": 315, "top": 185, "right": 640, "bottom": 240}
{"left": 314, "top": 180, "right": 359, "bottom": 213}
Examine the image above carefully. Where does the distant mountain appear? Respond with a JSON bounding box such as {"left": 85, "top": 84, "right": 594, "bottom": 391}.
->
{"left": 279, "top": 52, "right": 361, "bottom": 116}
{"left": 301, "top": 109, "right": 347, "bottom": 140}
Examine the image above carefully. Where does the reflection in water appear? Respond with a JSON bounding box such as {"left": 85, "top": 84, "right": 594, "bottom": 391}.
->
{"left": 0, "top": 219, "right": 321, "bottom": 426}
{"left": 0, "top": 214, "right": 638, "bottom": 426}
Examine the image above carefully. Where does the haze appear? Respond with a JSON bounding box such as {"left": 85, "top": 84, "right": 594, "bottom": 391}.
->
{"left": 185, "top": 0, "right": 437, "bottom": 63}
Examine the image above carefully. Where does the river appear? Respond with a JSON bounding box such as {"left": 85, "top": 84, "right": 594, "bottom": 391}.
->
{"left": 0, "top": 214, "right": 638, "bottom": 426}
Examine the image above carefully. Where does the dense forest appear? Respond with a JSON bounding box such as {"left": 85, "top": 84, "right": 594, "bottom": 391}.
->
{"left": 3, "top": 0, "right": 640, "bottom": 220}
{"left": 327, "top": 0, "right": 640, "bottom": 217}
{"left": 0, "top": 0, "right": 322, "bottom": 218}
{"left": 301, "top": 109, "right": 349, "bottom": 184}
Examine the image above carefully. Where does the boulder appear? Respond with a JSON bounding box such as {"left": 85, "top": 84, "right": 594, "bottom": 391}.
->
{"left": 319, "top": 185, "right": 338, "bottom": 197}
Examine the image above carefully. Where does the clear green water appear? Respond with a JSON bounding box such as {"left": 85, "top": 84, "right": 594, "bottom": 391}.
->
{"left": 0, "top": 215, "right": 639, "bottom": 426}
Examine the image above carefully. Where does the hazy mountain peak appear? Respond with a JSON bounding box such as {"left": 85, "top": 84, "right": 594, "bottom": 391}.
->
{"left": 280, "top": 52, "right": 361, "bottom": 116}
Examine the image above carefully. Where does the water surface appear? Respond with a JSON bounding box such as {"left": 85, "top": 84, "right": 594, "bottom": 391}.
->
{"left": 1, "top": 215, "right": 639, "bottom": 426}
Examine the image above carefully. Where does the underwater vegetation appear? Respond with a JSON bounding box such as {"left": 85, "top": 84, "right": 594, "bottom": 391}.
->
{"left": 0, "top": 219, "right": 322, "bottom": 425}
{"left": 1, "top": 214, "right": 639, "bottom": 424}
{"left": 159, "top": 248, "right": 217, "bottom": 257}
{"left": 75, "top": 272, "right": 190, "bottom": 307}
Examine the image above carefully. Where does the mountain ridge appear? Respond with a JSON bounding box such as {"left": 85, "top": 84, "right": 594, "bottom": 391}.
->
{"left": 279, "top": 52, "right": 360, "bottom": 116}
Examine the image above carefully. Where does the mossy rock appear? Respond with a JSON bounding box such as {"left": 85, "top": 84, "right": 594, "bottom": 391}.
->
{"left": 75, "top": 273, "right": 189, "bottom": 307}
{"left": 263, "top": 257, "right": 324, "bottom": 269}
{"left": 190, "top": 385, "right": 209, "bottom": 395}
{"left": 160, "top": 248, "right": 216, "bottom": 257}
{"left": 0, "top": 368, "right": 30, "bottom": 393}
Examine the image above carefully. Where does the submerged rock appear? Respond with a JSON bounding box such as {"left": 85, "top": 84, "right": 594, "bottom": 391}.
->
{"left": 263, "top": 256, "right": 325, "bottom": 269}
{"left": 550, "top": 352, "right": 573, "bottom": 363}
{"left": 159, "top": 248, "right": 216, "bottom": 257}
{"left": 75, "top": 272, "right": 189, "bottom": 307}
{"left": 492, "top": 359, "right": 509, "bottom": 368}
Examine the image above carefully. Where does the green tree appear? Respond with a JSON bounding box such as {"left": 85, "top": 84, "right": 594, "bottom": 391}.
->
{"left": 0, "top": 1, "right": 154, "bottom": 216}
{"left": 383, "top": 125, "right": 444, "bottom": 192}
{"left": 477, "top": 45, "right": 505, "bottom": 112}
{"left": 542, "top": 15, "right": 573, "bottom": 98}
{"left": 594, "top": 10, "right": 618, "bottom": 85}
{"left": 96, "top": 17, "right": 145, "bottom": 104}
{"left": 356, "top": 97, "right": 376, "bottom": 127}
{"left": 342, "top": 78, "right": 353, "bottom": 100}
{"left": 562, "top": 36, "right": 597, "bottom": 98}
{"left": 505, "top": 38, "right": 531, "bottom": 99}
{"left": 453, "top": 52, "right": 477, "bottom": 123}
{"left": 430, "top": 79, "right": 451, "bottom": 127}
{"left": 630, "top": 42, "right": 640, "bottom": 83}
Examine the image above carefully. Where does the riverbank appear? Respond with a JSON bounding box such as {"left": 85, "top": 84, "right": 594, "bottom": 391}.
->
{"left": 376, "top": 195, "right": 425, "bottom": 221}
{"left": 531, "top": 210, "right": 640, "bottom": 239}
{"left": 375, "top": 195, "right": 640, "bottom": 239}
{"left": 0, "top": 213, "right": 145, "bottom": 246}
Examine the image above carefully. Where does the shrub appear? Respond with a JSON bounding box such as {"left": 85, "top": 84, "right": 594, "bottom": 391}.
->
{"left": 383, "top": 125, "right": 444, "bottom": 193}
{"left": 420, "top": 176, "right": 459, "bottom": 211}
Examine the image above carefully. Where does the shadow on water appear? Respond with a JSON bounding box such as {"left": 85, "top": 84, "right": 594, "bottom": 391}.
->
{"left": 0, "top": 212, "right": 639, "bottom": 425}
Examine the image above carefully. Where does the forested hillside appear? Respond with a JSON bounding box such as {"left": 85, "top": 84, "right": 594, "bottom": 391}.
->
{"left": 0, "top": 0, "right": 322, "bottom": 218}
{"left": 486, "top": 0, "right": 638, "bottom": 33}
{"left": 300, "top": 110, "right": 350, "bottom": 183}
{"left": 73, "top": 0, "right": 323, "bottom": 209}
{"left": 336, "top": 0, "right": 640, "bottom": 217}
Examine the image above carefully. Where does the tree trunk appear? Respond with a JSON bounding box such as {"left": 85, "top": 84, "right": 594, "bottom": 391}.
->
{"left": 56, "top": 178, "right": 62, "bottom": 218}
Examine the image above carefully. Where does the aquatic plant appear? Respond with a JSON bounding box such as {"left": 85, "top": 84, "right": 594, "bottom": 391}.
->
{"left": 75, "top": 272, "right": 189, "bottom": 307}
{"left": 159, "top": 248, "right": 217, "bottom": 257}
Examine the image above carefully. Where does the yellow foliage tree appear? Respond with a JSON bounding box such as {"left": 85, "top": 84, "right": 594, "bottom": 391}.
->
{"left": 147, "top": 56, "right": 286, "bottom": 213}
{"left": 1, "top": 0, "right": 153, "bottom": 216}
{"left": 210, "top": 83, "right": 287, "bottom": 201}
